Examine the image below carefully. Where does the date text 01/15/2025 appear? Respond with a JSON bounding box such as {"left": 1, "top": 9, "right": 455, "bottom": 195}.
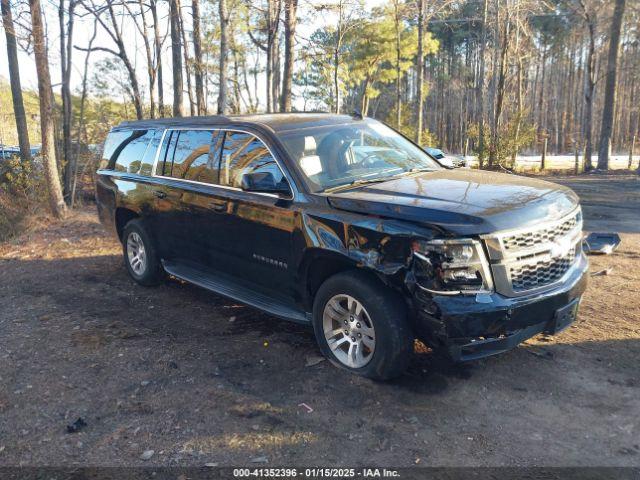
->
{"left": 232, "top": 468, "right": 400, "bottom": 477}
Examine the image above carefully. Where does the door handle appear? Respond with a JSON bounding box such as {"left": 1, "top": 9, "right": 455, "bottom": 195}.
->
{"left": 209, "top": 201, "right": 227, "bottom": 212}
{"left": 153, "top": 190, "right": 167, "bottom": 199}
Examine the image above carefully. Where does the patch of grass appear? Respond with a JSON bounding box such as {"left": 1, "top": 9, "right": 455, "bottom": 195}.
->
{"left": 181, "top": 432, "right": 317, "bottom": 453}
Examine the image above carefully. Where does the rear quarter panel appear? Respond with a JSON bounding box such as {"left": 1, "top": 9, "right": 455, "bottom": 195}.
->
{"left": 95, "top": 173, "right": 118, "bottom": 237}
{"left": 96, "top": 171, "right": 156, "bottom": 239}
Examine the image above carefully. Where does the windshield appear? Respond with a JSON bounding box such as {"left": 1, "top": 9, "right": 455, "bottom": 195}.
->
{"left": 279, "top": 120, "right": 441, "bottom": 192}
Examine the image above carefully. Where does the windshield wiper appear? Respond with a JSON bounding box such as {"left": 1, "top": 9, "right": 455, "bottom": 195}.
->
{"left": 323, "top": 177, "right": 392, "bottom": 193}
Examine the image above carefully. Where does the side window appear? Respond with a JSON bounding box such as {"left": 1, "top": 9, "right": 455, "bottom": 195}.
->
{"left": 183, "top": 131, "right": 223, "bottom": 184}
{"left": 138, "top": 130, "right": 162, "bottom": 176}
{"left": 220, "top": 132, "right": 286, "bottom": 190}
{"left": 112, "top": 130, "right": 154, "bottom": 173}
{"left": 101, "top": 131, "right": 130, "bottom": 169}
{"left": 102, "top": 130, "right": 142, "bottom": 170}
{"left": 162, "top": 130, "right": 214, "bottom": 180}
{"left": 219, "top": 132, "right": 253, "bottom": 186}
{"left": 158, "top": 131, "right": 179, "bottom": 176}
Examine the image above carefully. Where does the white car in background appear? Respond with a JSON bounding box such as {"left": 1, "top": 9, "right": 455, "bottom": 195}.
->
{"left": 425, "top": 147, "right": 469, "bottom": 168}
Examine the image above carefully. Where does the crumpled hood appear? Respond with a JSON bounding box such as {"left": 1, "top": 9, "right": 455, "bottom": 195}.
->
{"left": 327, "top": 169, "right": 580, "bottom": 236}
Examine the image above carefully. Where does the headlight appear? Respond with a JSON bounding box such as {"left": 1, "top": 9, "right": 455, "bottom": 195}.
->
{"left": 412, "top": 239, "right": 493, "bottom": 295}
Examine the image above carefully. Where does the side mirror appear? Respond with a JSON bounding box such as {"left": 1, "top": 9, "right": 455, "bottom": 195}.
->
{"left": 241, "top": 171, "right": 291, "bottom": 196}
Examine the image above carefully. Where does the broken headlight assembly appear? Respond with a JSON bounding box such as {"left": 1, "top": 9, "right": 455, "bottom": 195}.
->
{"left": 412, "top": 239, "right": 494, "bottom": 295}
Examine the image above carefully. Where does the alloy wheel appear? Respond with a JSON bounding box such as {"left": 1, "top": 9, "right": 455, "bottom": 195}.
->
{"left": 322, "top": 294, "right": 375, "bottom": 368}
{"left": 126, "top": 232, "right": 147, "bottom": 275}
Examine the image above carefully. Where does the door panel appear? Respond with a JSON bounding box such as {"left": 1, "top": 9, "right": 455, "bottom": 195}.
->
{"left": 149, "top": 128, "right": 298, "bottom": 300}
{"left": 214, "top": 131, "right": 296, "bottom": 294}
{"left": 226, "top": 193, "right": 297, "bottom": 295}
{"left": 150, "top": 129, "right": 219, "bottom": 262}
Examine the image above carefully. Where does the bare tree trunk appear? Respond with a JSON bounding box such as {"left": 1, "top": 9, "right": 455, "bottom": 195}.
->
{"left": 266, "top": 42, "right": 272, "bottom": 111}
{"left": 232, "top": 48, "right": 242, "bottom": 112}
{"left": 127, "top": 0, "right": 156, "bottom": 118}
{"left": 280, "top": 0, "right": 297, "bottom": 112}
{"left": 71, "top": 19, "right": 97, "bottom": 207}
{"left": 264, "top": 0, "right": 278, "bottom": 113}
{"left": 242, "top": 50, "right": 257, "bottom": 112}
{"left": 253, "top": 46, "right": 260, "bottom": 111}
{"left": 271, "top": 32, "right": 280, "bottom": 112}
{"left": 361, "top": 79, "right": 370, "bottom": 116}
{"left": 511, "top": 2, "right": 523, "bottom": 165}
{"left": 151, "top": 0, "right": 165, "bottom": 117}
{"left": 178, "top": 6, "right": 195, "bottom": 116}
{"left": 489, "top": 2, "right": 510, "bottom": 167}
{"left": 333, "top": 45, "right": 340, "bottom": 114}
{"left": 246, "top": 6, "right": 268, "bottom": 111}
{"left": 218, "top": 0, "right": 229, "bottom": 114}
{"left": 29, "top": 0, "right": 66, "bottom": 218}
{"left": 580, "top": 1, "right": 596, "bottom": 171}
{"left": 1, "top": 0, "right": 32, "bottom": 163}
{"left": 393, "top": 0, "right": 401, "bottom": 128}
{"left": 415, "top": 0, "right": 425, "bottom": 144}
{"left": 332, "top": 0, "right": 343, "bottom": 114}
{"left": 537, "top": 46, "right": 547, "bottom": 136}
{"left": 597, "top": 0, "right": 626, "bottom": 170}
{"left": 59, "top": 0, "right": 75, "bottom": 204}
{"left": 476, "top": 0, "right": 488, "bottom": 166}
{"left": 170, "top": 0, "right": 184, "bottom": 116}
{"left": 192, "top": 0, "right": 205, "bottom": 114}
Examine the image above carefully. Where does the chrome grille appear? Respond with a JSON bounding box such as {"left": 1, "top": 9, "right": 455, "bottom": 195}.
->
{"left": 482, "top": 208, "right": 583, "bottom": 297}
{"left": 502, "top": 214, "right": 579, "bottom": 250}
{"left": 510, "top": 247, "right": 576, "bottom": 292}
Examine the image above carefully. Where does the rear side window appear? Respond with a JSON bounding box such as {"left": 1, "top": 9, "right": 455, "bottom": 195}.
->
{"left": 158, "top": 130, "right": 217, "bottom": 183}
{"left": 170, "top": 130, "right": 214, "bottom": 179}
{"left": 184, "top": 131, "right": 223, "bottom": 184}
{"left": 220, "top": 132, "right": 286, "bottom": 189}
{"left": 108, "top": 130, "right": 154, "bottom": 173}
{"left": 100, "top": 130, "right": 134, "bottom": 170}
{"left": 158, "top": 131, "right": 179, "bottom": 176}
{"left": 138, "top": 130, "right": 163, "bottom": 176}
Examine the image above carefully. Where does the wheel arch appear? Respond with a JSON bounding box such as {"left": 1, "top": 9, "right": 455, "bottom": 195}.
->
{"left": 299, "top": 248, "right": 392, "bottom": 311}
{"left": 115, "top": 207, "right": 139, "bottom": 242}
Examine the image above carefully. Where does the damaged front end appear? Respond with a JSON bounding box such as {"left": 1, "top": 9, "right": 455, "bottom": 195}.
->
{"left": 405, "top": 219, "right": 589, "bottom": 362}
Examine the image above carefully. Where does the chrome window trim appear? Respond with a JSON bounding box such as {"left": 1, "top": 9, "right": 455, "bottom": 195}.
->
{"left": 149, "top": 127, "right": 295, "bottom": 201}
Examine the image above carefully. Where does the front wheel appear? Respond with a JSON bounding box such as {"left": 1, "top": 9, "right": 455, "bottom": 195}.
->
{"left": 312, "top": 270, "right": 413, "bottom": 380}
{"left": 122, "top": 219, "right": 164, "bottom": 286}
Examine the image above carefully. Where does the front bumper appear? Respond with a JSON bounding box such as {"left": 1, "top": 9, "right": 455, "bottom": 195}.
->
{"left": 412, "top": 253, "right": 588, "bottom": 362}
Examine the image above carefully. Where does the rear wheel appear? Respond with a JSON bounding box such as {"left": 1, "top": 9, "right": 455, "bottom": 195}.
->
{"left": 312, "top": 270, "right": 413, "bottom": 380}
{"left": 122, "top": 219, "right": 164, "bottom": 286}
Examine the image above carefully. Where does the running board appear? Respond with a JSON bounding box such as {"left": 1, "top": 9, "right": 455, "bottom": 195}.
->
{"left": 162, "top": 260, "right": 310, "bottom": 324}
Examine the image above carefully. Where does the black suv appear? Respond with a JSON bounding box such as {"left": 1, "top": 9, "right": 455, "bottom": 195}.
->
{"left": 96, "top": 114, "right": 588, "bottom": 380}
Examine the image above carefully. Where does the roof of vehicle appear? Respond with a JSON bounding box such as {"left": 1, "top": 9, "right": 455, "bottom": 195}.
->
{"left": 114, "top": 113, "right": 361, "bottom": 133}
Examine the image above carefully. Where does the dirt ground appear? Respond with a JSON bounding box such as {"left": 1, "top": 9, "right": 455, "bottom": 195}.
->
{"left": 0, "top": 174, "right": 639, "bottom": 467}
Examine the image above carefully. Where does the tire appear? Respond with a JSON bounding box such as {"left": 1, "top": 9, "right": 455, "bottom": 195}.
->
{"left": 122, "top": 218, "right": 164, "bottom": 286}
{"left": 312, "top": 270, "right": 413, "bottom": 380}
